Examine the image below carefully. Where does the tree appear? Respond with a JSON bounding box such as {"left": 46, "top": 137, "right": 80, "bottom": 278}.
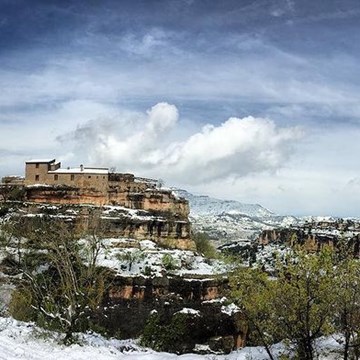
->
{"left": 229, "top": 266, "right": 278, "bottom": 360}
{"left": 0, "top": 184, "right": 25, "bottom": 202}
{"left": 6, "top": 216, "right": 112, "bottom": 342}
{"left": 192, "top": 231, "right": 218, "bottom": 259}
{"left": 229, "top": 249, "right": 336, "bottom": 360}
{"left": 333, "top": 256, "right": 360, "bottom": 359}
{"left": 271, "top": 250, "right": 336, "bottom": 360}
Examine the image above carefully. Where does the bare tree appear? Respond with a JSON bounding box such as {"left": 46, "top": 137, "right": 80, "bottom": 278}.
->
{"left": 7, "top": 216, "right": 112, "bottom": 342}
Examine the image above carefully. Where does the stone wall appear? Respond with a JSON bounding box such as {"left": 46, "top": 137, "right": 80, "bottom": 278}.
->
{"left": 25, "top": 162, "right": 53, "bottom": 185}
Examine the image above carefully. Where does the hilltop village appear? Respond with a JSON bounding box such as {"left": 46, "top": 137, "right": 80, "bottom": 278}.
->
{"left": 3, "top": 159, "right": 188, "bottom": 216}
{"left": 1, "top": 159, "right": 193, "bottom": 250}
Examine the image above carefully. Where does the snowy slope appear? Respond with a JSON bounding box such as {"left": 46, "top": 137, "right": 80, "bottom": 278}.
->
{"left": 174, "top": 189, "right": 274, "bottom": 217}
{"left": 173, "top": 189, "right": 298, "bottom": 243}
{"left": 0, "top": 317, "right": 342, "bottom": 360}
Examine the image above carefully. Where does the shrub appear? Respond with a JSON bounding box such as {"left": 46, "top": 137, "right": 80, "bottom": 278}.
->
{"left": 9, "top": 286, "right": 36, "bottom": 322}
{"left": 141, "top": 311, "right": 200, "bottom": 353}
{"left": 192, "top": 232, "right": 218, "bottom": 259}
{"left": 161, "top": 254, "right": 178, "bottom": 271}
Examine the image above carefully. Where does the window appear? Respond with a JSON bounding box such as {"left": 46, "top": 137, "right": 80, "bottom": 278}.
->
{"left": 71, "top": 174, "right": 74, "bottom": 181}
{"left": 54, "top": 175, "right": 58, "bottom": 181}
{"left": 35, "top": 175, "right": 39, "bottom": 181}
{"left": 35, "top": 163, "right": 39, "bottom": 169}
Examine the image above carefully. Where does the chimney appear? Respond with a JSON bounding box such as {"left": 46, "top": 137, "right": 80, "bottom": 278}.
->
{"left": 80, "top": 164, "right": 84, "bottom": 172}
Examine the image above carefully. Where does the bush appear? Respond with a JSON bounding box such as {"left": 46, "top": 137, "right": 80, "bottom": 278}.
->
{"left": 9, "top": 287, "right": 36, "bottom": 322}
{"left": 161, "top": 254, "right": 178, "bottom": 271}
{"left": 141, "top": 311, "right": 200, "bottom": 353}
{"left": 192, "top": 232, "right": 218, "bottom": 259}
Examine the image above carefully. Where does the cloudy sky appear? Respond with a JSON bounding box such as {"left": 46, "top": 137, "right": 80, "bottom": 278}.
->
{"left": 1, "top": 0, "right": 360, "bottom": 216}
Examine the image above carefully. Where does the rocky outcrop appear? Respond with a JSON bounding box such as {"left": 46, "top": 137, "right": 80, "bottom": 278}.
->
{"left": 97, "top": 275, "right": 247, "bottom": 353}
{"left": 107, "top": 275, "right": 225, "bottom": 302}
{"left": 6, "top": 202, "right": 195, "bottom": 250}
{"left": 259, "top": 227, "right": 360, "bottom": 256}
{"left": 16, "top": 181, "right": 193, "bottom": 250}
{"left": 24, "top": 185, "right": 189, "bottom": 219}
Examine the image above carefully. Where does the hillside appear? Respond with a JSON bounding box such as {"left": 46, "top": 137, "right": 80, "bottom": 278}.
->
{"left": 173, "top": 189, "right": 298, "bottom": 243}
{"left": 174, "top": 189, "right": 274, "bottom": 217}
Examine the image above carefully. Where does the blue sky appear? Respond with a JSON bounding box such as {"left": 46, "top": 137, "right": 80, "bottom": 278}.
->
{"left": 1, "top": 0, "right": 360, "bottom": 216}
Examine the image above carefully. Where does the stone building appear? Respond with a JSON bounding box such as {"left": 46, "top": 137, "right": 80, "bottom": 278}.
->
{"left": 25, "top": 159, "right": 140, "bottom": 191}
{"left": 23, "top": 159, "right": 189, "bottom": 218}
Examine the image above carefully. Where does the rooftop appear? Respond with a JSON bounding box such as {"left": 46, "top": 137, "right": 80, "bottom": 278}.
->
{"left": 26, "top": 159, "right": 55, "bottom": 164}
{"left": 48, "top": 166, "right": 109, "bottom": 175}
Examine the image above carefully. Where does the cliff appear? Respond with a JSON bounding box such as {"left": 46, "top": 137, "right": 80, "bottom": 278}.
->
{"left": 25, "top": 185, "right": 189, "bottom": 219}
{"left": 258, "top": 221, "right": 360, "bottom": 256}
{"left": 6, "top": 202, "right": 194, "bottom": 250}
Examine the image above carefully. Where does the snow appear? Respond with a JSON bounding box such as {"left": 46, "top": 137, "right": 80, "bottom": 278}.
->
{"left": 0, "top": 316, "right": 344, "bottom": 360}
{"left": 173, "top": 189, "right": 274, "bottom": 218}
{"left": 49, "top": 167, "right": 109, "bottom": 174}
{"left": 221, "top": 303, "right": 240, "bottom": 316}
{"left": 95, "top": 239, "right": 227, "bottom": 277}
{"left": 26, "top": 159, "right": 55, "bottom": 164}
{"left": 102, "top": 206, "right": 160, "bottom": 221}
{"left": 202, "top": 297, "right": 227, "bottom": 304}
{"left": 175, "top": 308, "right": 200, "bottom": 316}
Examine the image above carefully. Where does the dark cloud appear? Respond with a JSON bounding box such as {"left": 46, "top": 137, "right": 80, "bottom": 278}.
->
{"left": 2, "top": 0, "right": 360, "bottom": 54}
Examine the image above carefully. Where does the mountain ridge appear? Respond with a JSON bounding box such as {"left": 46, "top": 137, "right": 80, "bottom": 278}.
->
{"left": 173, "top": 189, "right": 274, "bottom": 218}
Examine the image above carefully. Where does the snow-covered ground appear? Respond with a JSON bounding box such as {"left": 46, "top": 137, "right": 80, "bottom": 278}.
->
{"left": 0, "top": 317, "right": 344, "bottom": 360}
{"left": 92, "top": 238, "right": 227, "bottom": 277}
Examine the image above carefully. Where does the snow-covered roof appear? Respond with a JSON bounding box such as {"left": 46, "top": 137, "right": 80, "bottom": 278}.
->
{"left": 26, "top": 159, "right": 55, "bottom": 163}
{"left": 48, "top": 167, "right": 109, "bottom": 174}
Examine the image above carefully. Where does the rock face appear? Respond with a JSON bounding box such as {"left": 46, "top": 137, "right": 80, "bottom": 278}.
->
{"left": 25, "top": 185, "right": 189, "bottom": 219}
{"left": 97, "top": 275, "right": 247, "bottom": 353}
{"left": 8, "top": 202, "right": 195, "bottom": 250}
{"left": 107, "top": 275, "right": 224, "bottom": 302}
{"left": 258, "top": 218, "right": 360, "bottom": 256}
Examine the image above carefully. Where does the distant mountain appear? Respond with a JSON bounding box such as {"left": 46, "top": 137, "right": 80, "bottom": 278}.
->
{"left": 174, "top": 189, "right": 274, "bottom": 218}
{"left": 173, "top": 189, "right": 299, "bottom": 244}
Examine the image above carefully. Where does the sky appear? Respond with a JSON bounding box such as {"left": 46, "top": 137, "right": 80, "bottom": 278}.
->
{"left": 0, "top": 0, "right": 360, "bottom": 217}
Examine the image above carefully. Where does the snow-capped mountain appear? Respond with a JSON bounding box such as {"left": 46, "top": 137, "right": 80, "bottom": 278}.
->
{"left": 173, "top": 189, "right": 299, "bottom": 243}
{"left": 174, "top": 189, "right": 274, "bottom": 217}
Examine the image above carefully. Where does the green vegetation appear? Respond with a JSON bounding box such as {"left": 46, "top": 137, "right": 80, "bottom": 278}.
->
{"left": 116, "top": 249, "right": 145, "bottom": 271}
{"left": 141, "top": 310, "right": 200, "bottom": 353}
{"left": 229, "top": 248, "right": 360, "bottom": 360}
{"left": 192, "top": 231, "right": 218, "bottom": 259}
{"left": 0, "top": 185, "right": 25, "bottom": 202}
{"left": 161, "top": 253, "right": 178, "bottom": 271}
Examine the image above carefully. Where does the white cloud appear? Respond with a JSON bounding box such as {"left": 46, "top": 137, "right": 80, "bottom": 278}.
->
{"left": 146, "top": 102, "right": 178, "bottom": 133}
{"left": 59, "top": 103, "right": 302, "bottom": 184}
{"left": 190, "top": 125, "right": 360, "bottom": 217}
